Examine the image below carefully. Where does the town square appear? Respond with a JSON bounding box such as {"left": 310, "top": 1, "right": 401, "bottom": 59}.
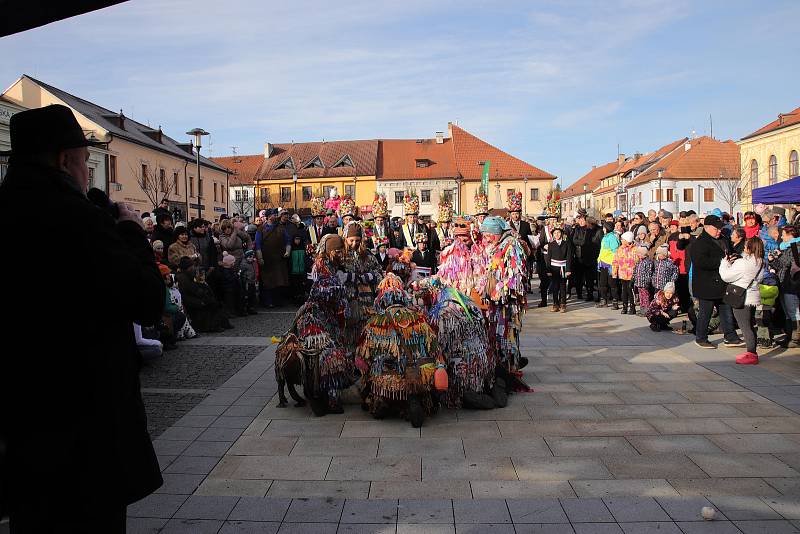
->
{"left": 1, "top": 2, "right": 800, "bottom": 533}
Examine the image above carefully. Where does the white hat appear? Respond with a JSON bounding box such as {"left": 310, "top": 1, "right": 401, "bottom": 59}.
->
{"left": 621, "top": 231, "right": 634, "bottom": 243}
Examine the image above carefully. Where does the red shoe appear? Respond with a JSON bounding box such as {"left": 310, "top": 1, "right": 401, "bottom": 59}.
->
{"left": 735, "top": 352, "right": 759, "bottom": 365}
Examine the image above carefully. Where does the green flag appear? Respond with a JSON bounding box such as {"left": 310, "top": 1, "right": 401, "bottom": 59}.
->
{"left": 481, "top": 160, "right": 490, "bottom": 195}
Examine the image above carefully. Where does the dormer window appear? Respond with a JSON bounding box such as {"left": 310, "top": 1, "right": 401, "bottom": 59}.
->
{"left": 415, "top": 159, "right": 431, "bottom": 168}
{"left": 333, "top": 155, "right": 354, "bottom": 168}
{"left": 276, "top": 157, "right": 295, "bottom": 170}
{"left": 303, "top": 156, "right": 324, "bottom": 169}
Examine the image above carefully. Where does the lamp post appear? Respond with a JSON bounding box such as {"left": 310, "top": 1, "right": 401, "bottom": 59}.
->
{"left": 293, "top": 171, "right": 298, "bottom": 212}
{"left": 455, "top": 175, "right": 462, "bottom": 214}
{"left": 523, "top": 176, "right": 529, "bottom": 216}
{"left": 186, "top": 128, "right": 209, "bottom": 220}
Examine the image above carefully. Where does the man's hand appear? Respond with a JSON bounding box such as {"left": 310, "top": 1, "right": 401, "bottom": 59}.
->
{"left": 117, "top": 203, "right": 143, "bottom": 228}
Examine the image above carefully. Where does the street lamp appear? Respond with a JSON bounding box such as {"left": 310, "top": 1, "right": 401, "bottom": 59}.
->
{"left": 523, "top": 176, "right": 529, "bottom": 216}
{"left": 293, "top": 171, "right": 298, "bottom": 212}
{"left": 186, "top": 127, "right": 209, "bottom": 220}
{"left": 455, "top": 175, "right": 463, "bottom": 214}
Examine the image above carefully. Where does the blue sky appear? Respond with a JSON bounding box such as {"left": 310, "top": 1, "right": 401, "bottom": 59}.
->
{"left": 1, "top": 0, "right": 797, "bottom": 186}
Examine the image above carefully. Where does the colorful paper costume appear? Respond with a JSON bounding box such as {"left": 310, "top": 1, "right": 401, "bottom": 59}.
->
{"left": 339, "top": 196, "right": 356, "bottom": 218}
{"left": 310, "top": 196, "right": 326, "bottom": 217}
{"left": 507, "top": 190, "right": 523, "bottom": 213}
{"left": 403, "top": 192, "right": 420, "bottom": 215}
{"left": 474, "top": 186, "right": 489, "bottom": 216}
{"left": 372, "top": 193, "right": 389, "bottom": 218}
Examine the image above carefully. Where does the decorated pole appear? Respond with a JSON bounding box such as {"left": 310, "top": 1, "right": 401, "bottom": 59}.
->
{"left": 481, "top": 160, "right": 490, "bottom": 197}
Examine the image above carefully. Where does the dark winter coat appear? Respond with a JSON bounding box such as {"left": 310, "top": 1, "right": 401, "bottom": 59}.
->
{"left": 176, "top": 271, "right": 227, "bottom": 331}
{"left": 152, "top": 224, "right": 176, "bottom": 257}
{"left": 0, "top": 162, "right": 165, "bottom": 523}
{"left": 190, "top": 230, "right": 217, "bottom": 271}
{"left": 412, "top": 248, "right": 437, "bottom": 274}
{"left": 689, "top": 230, "right": 729, "bottom": 300}
{"left": 570, "top": 224, "right": 600, "bottom": 267}
{"left": 544, "top": 239, "right": 573, "bottom": 274}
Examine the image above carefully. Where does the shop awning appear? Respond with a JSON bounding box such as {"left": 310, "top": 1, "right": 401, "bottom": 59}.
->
{"left": 752, "top": 176, "right": 800, "bottom": 204}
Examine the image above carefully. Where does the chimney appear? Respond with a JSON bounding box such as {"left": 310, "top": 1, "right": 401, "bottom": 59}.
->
{"left": 617, "top": 153, "right": 625, "bottom": 165}
{"left": 435, "top": 131, "right": 444, "bottom": 144}
{"left": 634, "top": 152, "right": 642, "bottom": 160}
{"left": 592, "top": 165, "right": 597, "bottom": 169}
{"left": 265, "top": 142, "right": 274, "bottom": 158}
{"left": 684, "top": 141, "right": 691, "bottom": 152}
{"left": 778, "top": 113, "right": 785, "bottom": 126}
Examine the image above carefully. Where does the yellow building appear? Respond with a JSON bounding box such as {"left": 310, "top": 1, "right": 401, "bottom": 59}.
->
{"left": 738, "top": 106, "right": 800, "bottom": 210}
{"left": 3, "top": 75, "right": 230, "bottom": 220}
{"left": 254, "top": 140, "right": 378, "bottom": 215}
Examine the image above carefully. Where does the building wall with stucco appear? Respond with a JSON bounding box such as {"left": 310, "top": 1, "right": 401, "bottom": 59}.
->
{"left": 737, "top": 124, "right": 800, "bottom": 210}
{"left": 459, "top": 179, "right": 552, "bottom": 218}
{"left": 255, "top": 176, "right": 376, "bottom": 215}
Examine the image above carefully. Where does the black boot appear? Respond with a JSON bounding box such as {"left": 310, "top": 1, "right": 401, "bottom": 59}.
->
{"left": 462, "top": 391, "right": 496, "bottom": 410}
{"left": 408, "top": 395, "right": 424, "bottom": 428}
{"left": 491, "top": 377, "right": 509, "bottom": 408}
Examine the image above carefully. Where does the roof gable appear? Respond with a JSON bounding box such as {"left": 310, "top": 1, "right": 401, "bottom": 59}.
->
{"left": 211, "top": 154, "right": 264, "bottom": 185}
{"left": 626, "top": 136, "right": 740, "bottom": 187}
{"left": 742, "top": 106, "right": 800, "bottom": 140}
{"left": 20, "top": 75, "right": 227, "bottom": 173}
{"left": 377, "top": 138, "right": 457, "bottom": 180}
{"left": 562, "top": 161, "right": 619, "bottom": 198}
{"left": 449, "top": 123, "right": 556, "bottom": 181}
{"left": 254, "top": 140, "right": 378, "bottom": 181}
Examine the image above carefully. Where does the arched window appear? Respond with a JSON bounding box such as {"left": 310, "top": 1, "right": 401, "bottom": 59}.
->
{"left": 769, "top": 155, "right": 778, "bottom": 185}
{"left": 750, "top": 159, "right": 759, "bottom": 188}
{"left": 790, "top": 150, "right": 799, "bottom": 177}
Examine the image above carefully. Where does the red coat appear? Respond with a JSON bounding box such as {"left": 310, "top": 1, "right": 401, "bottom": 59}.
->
{"left": 669, "top": 238, "right": 687, "bottom": 274}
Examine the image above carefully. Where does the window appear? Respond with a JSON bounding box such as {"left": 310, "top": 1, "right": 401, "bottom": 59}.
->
{"left": 791, "top": 150, "right": 799, "bottom": 177}
{"left": 531, "top": 188, "right": 539, "bottom": 201}
{"left": 750, "top": 159, "right": 759, "bottom": 188}
{"left": 302, "top": 186, "right": 312, "bottom": 201}
{"left": 652, "top": 189, "right": 662, "bottom": 202}
{"left": 638, "top": 192, "right": 642, "bottom": 205}
{"left": 0, "top": 157, "right": 8, "bottom": 183}
{"left": 189, "top": 177, "right": 195, "bottom": 197}
{"left": 220, "top": 188, "right": 224, "bottom": 204}
{"left": 198, "top": 179, "right": 203, "bottom": 199}
{"left": 421, "top": 189, "right": 431, "bottom": 203}
{"left": 704, "top": 188, "right": 714, "bottom": 202}
{"left": 159, "top": 168, "right": 166, "bottom": 192}
{"left": 666, "top": 189, "right": 673, "bottom": 202}
{"left": 140, "top": 164, "right": 148, "bottom": 187}
{"left": 394, "top": 190, "right": 405, "bottom": 204}
{"left": 235, "top": 190, "right": 242, "bottom": 202}
{"left": 587, "top": 198, "right": 591, "bottom": 208}
{"left": 280, "top": 187, "right": 291, "bottom": 202}
{"left": 88, "top": 167, "right": 95, "bottom": 189}
{"left": 333, "top": 155, "right": 354, "bottom": 168}
{"left": 345, "top": 184, "right": 355, "bottom": 198}
{"left": 276, "top": 158, "right": 294, "bottom": 170}
{"left": 443, "top": 190, "right": 453, "bottom": 203}
{"left": 108, "top": 155, "right": 117, "bottom": 183}
{"left": 214, "top": 182, "right": 218, "bottom": 202}
{"left": 769, "top": 155, "right": 778, "bottom": 185}
{"left": 323, "top": 185, "right": 335, "bottom": 198}
{"left": 260, "top": 188, "right": 270, "bottom": 203}
{"left": 173, "top": 172, "right": 179, "bottom": 195}
{"left": 415, "top": 159, "right": 429, "bottom": 168}
{"left": 684, "top": 188, "right": 693, "bottom": 202}
{"left": 304, "top": 156, "right": 323, "bottom": 169}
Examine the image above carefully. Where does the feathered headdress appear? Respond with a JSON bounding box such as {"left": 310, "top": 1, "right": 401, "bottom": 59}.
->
{"left": 310, "top": 196, "right": 326, "bottom": 217}
{"left": 437, "top": 197, "right": 453, "bottom": 222}
{"left": 474, "top": 186, "right": 489, "bottom": 216}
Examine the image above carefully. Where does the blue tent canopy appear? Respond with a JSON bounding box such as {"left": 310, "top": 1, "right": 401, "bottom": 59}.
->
{"left": 752, "top": 176, "right": 800, "bottom": 204}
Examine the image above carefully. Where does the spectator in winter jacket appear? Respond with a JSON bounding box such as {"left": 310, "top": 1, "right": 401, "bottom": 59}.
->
{"left": 189, "top": 219, "right": 218, "bottom": 272}
{"left": 612, "top": 231, "right": 638, "bottom": 315}
{"left": 632, "top": 246, "right": 653, "bottom": 315}
{"left": 645, "top": 222, "right": 668, "bottom": 259}
{"left": 152, "top": 212, "right": 176, "bottom": 253}
{"left": 151, "top": 240, "right": 164, "bottom": 264}
{"left": 689, "top": 214, "right": 742, "bottom": 349}
{"left": 743, "top": 211, "right": 761, "bottom": 238}
{"left": 176, "top": 257, "right": 233, "bottom": 332}
{"left": 720, "top": 237, "right": 765, "bottom": 364}
{"left": 597, "top": 222, "right": 620, "bottom": 308}
{"left": 545, "top": 227, "right": 572, "bottom": 312}
{"left": 769, "top": 225, "right": 800, "bottom": 347}
{"left": 167, "top": 226, "right": 199, "bottom": 269}
{"left": 219, "top": 218, "right": 253, "bottom": 270}
{"left": 651, "top": 244, "right": 678, "bottom": 292}
{"left": 240, "top": 250, "right": 259, "bottom": 314}
{"left": 730, "top": 227, "right": 746, "bottom": 255}
{"left": 647, "top": 282, "right": 680, "bottom": 331}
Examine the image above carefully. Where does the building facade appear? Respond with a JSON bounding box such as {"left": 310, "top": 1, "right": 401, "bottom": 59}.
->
{"left": 212, "top": 153, "right": 262, "bottom": 220}
{"left": 738, "top": 106, "right": 800, "bottom": 210}
{"left": 625, "top": 136, "right": 741, "bottom": 217}
{"left": 3, "top": 75, "right": 230, "bottom": 220}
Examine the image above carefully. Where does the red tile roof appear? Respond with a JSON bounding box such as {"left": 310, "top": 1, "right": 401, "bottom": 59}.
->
{"left": 449, "top": 123, "right": 556, "bottom": 181}
{"left": 626, "top": 136, "right": 740, "bottom": 187}
{"left": 742, "top": 106, "right": 800, "bottom": 140}
{"left": 561, "top": 161, "right": 619, "bottom": 198}
{"left": 211, "top": 154, "right": 264, "bottom": 185}
{"left": 254, "top": 140, "right": 379, "bottom": 181}
{"left": 378, "top": 138, "right": 457, "bottom": 180}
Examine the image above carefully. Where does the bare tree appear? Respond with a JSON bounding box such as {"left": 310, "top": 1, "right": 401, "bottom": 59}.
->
{"left": 130, "top": 160, "right": 178, "bottom": 210}
{"left": 713, "top": 164, "right": 748, "bottom": 215}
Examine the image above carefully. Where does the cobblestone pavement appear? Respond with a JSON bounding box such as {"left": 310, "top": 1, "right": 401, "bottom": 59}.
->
{"left": 127, "top": 299, "right": 800, "bottom": 532}
{"left": 141, "top": 309, "right": 296, "bottom": 437}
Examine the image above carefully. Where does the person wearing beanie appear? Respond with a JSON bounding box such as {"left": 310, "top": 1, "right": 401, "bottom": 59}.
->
{"left": 544, "top": 227, "right": 572, "bottom": 312}
{"left": 613, "top": 231, "right": 639, "bottom": 314}
{"left": 632, "top": 246, "right": 653, "bottom": 315}
{"left": 647, "top": 281, "right": 680, "bottom": 331}
{"left": 151, "top": 239, "right": 165, "bottom": 264}
{"left": 597, "top": 221, "right": 621, "bottom": 308}
{"left": 167, "top": 226, "right": 199, "bottom": 269}
{"left": 651, "top": 243, "right": 678, "bottom": 297}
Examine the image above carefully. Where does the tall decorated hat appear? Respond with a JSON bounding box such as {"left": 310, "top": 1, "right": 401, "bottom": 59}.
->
{"left": 310, "top": 196, "right": 326, "bottom": 217}
{"left": 339, "top": 196, "right": 356, "bottom": 218}
{"left": 544, "top": 190, "right": 562, "bottom": 218}
{"left": 437, "top": 196, "right": 453, "bottom": 222}
{"left": 372, "top": 192, "right": 388, "bottom": 218}
{"left": 403, "top": 192, "right": 420, "bottom": 215}
{"left": 473, "top": 186, "right": 489, "bottom": 216}
{"left": 507, "top": 190, "right": 523, "bottom": 213}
